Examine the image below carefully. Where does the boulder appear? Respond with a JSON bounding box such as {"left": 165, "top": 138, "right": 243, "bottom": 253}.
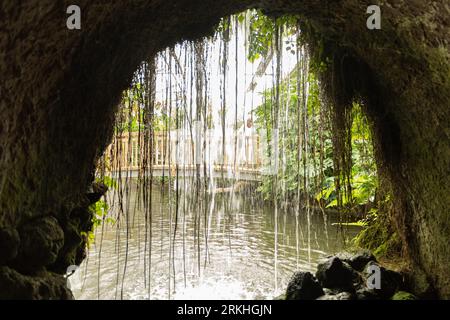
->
{"left": 363, "top": 261, "right": 404, "bottom": 299}
{"left": 286, "top": 271, "right": 324, "bottom": 300}
{"left": 285, "top": 251, "right": 408, "bottom": 300}
{"left": 335, "top": 250, "right": 377, "bottom": 271}
{"left": 334, "top": 252, "right": 353, "bottom": 261}
{"left": 317, "top": 291, "right": 355, "bottom": 300}
{"left": 356, "top": 288, "right": 379, "bottom": 300}
{"left": 316, "top": 257, "right": 359, "bottom": 291}
{"left": 348, "top": 250, "right": 377, "bottom": 271}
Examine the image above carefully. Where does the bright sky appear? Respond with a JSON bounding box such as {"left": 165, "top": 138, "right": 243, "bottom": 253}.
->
{"left": 152, "top": 18, "right": 298, "bottom": 130}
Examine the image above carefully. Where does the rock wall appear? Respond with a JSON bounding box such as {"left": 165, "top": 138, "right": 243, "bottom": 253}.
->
{"left": 0, "top": 0, "right": 448, "bottom": 299}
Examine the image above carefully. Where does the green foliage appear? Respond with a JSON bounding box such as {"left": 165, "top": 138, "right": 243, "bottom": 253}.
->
{"left": 247, "top": 11, "right": 276, "bottom": 62}
{"left": 84, "top": 179, "right": 116, "bottom": 247}
{"left": 90, "top": 199, "right": 114, "bottom": 228}
{"left": 353, "top": 195, "right": 401, "bottom": 259}
{"left": 253, "top": 59, "right": 377, "bottom": 210}
{"left": 116, "top": 79, "right": 177, "bottom": 134}
{"left": 391, "top": 291, "right": 417, "bottom": 300}
{"left": 156, "top": 176, "right": 170, "bottom": 184}
{"left": 331, "top": 221, "right": 367, "bottom": 227}
{"left": 255, "top": 69, "right": 332, "bottom": 201}
{"left": 246, "top": 10, "right": 298, "bottom": 62}
{"left": 96, "top": 176, "right": 117, "bottom": 190}
{"left": 316, "top": 103, "right": 377, "bottom": 209}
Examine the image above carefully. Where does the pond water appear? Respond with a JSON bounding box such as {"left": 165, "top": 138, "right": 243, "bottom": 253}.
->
{"left": 71, "top": 182, "right": 359, "bottom": 300}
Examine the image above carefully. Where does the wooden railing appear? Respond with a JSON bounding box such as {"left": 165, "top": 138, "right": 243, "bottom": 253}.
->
{"left": 105, "top": 131, "right": 264, "bottom": 178}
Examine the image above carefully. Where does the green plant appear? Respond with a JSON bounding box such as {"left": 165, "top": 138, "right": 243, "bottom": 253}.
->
{"left": 83, "top": 179, "right": 116, "bottom": 247}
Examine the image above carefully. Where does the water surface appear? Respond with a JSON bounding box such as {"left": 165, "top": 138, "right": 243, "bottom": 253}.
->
{"left": 71, "top": 183, "right": 358, "bottom": 300}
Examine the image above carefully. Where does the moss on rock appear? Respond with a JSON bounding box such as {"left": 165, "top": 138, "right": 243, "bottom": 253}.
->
{"left": 391, "top": 291, "right": 417, "bottom": 300}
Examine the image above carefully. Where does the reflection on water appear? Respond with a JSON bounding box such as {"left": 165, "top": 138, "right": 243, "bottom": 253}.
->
{"left": 71, "top": 182, "right": 359, "bottom": 300}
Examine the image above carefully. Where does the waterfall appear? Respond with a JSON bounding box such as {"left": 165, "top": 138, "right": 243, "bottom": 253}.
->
{"left": 71, "top": 10, "right": 371, "bottom": 300}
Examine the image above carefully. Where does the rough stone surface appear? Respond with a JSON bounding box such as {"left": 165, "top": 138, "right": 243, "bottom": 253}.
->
{"left": 87, "top": 182, "right": 109, "bottom": 205}
{"left": 363, "top": 261, "right": 404, "bottom": 299}
{"left": 336, "top": 250, "right": 377, "bottom": 271}
{"left": 0, "top": 266, "right": 73, "bottom": 300}
{"left": 285, "top": 271, "right": 324, "bottom": 300}
{"left": 49, "top": 208, "right": 89, "bottom": 274}
{"left": 287, "top": 253, "right": 413, "bottom": 300}
{"left": 0, "top": 227, "right": 20, "bottom": 265}
{"left": 0, "top": 0, "right": 449, "bottom": 298}
{"left": 348, "top": 251, "right": 377, "bottom": 271}
{"left": 317, "top": 291, "right": 355, "bottom": 300}
{"left": 13, "top": 216, "right": 64, "bottom": 273}
{"left": 316, "top": 257, "right": 359, "bottom": 291}
{"left": 355, "top": 288, "right": 379, "bottom": 300}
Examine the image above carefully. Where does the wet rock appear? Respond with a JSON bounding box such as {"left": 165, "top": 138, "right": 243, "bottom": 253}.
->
{"left": 49, "top": 219, "right": 84, "bottom": 274}
{"left": 14, "top": 216, "right": 64, "bottom": 273}
{"left": 86, "top": 181, "right": 108, "bottom": 205}
{"left": 0, "top": 266, "right": 73, "bottom": 300}
{"left": 49, "top": 203, "right": 96, "bottom": 274}
{"left": 285, "top": 251, "right": 412, "bottom": 300}
{"left": 317, "top": 291, "right": 355, "bottom": 300}
{"left": 316, "top": 257, "right": 359, "bottom": 291}
{"left": 323, "top": 287, "right": 339, "bottom": 295}
{"left": 356, "top": 288, "right": 379, "bottom": 300}
{"left": 334, "top": 252, "right": 353, "bottom": 261}
{"left": 363, "top": 261, "right": 404, "bottom": 299}
{"left": 70, "top": 207, "right": 93, "bottom": 232}
{"left": 348, "top": 250, "right": 377, "bottom": 271}
{"left": 286, "top": 271, "right": 324, "bottom": 300}
{"left": 335, "top": 250, "right": 377, "bottom": 271}
{"left": 0, "top": 227, "right": 20, "bottom": 265}
{"left": 75, "top": 241, "right": 87, "bottom": 266}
